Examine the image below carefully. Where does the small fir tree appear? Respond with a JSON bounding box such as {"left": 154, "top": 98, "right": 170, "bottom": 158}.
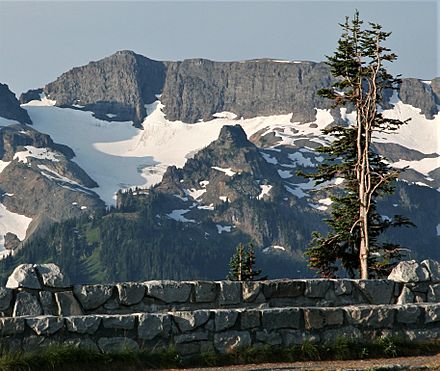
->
{"left": 227, "top": 243, "right": 262, "bottom": 281}
{"left": 303, "top": 11, "right": 413, "bottom": 279}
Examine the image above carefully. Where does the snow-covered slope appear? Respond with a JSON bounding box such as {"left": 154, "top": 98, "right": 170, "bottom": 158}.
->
{"left": 24, "top": 95, "right": 439, "bottom": 206}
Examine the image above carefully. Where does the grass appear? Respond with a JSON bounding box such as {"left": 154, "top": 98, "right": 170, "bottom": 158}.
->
{"left": 1, "top": 337, "right": 440, "bottom": 371}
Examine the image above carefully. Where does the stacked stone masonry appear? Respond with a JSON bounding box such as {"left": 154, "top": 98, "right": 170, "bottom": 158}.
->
{"left": 1, "top": 260, "right": 440, "bottom": 355}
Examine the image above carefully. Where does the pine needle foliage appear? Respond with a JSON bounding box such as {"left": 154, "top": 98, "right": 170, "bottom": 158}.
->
{"left": 303, "top": 11, "right": 414, "bottom": 279}
{"left": 227, "top": 243, "right": 263, "bottom": 281}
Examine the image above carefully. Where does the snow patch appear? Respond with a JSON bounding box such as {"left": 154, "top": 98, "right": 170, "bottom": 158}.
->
{"left": 278, "top": 170, "right": 293, "bottom": 179}
{"left": 185, "top": 188, "right": 206, "bottom": 200}
{"left": 261, "top": 152, "right": 278, "bottom": 164}
{"left": 288, "top": 152, "right": 316, "bottom": 167}
{"left": 166, "top": 209, "right": 195, "bottom": 223}
{"left": 257, "top": 185, "right": 272, "bottom": 200}
{"left": 0, "top": 203, "right": 32, "bottom": 256}
{"left": 212, "top": 112, "right": 237, "bottom": 120}
{"left": 212, "top": 167, "right": 237, "bottom": 176}
{"left": 216, "top": 224, "right": 232, "bottom": 234}
{"left": 14, "top": 146, "right": 60, "bottom": 164}
{"left": 0, "top": 161, "right": 11, "bottom": 174}
{"left": 437, "top": 223, "right": 440, "bottom": 236}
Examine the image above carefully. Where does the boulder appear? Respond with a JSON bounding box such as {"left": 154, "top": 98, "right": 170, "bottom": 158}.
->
{"left": 213, "top": 331, "right": 251, "bottom": 353}
{"left": 214, "top": 309, "right": 239, "bottom": 331}
{"left": 0, "top": 287, "right": 13, "bottom": 311}
{"left": 117, "top": 282, "right": 145, "bottom": 306}
{"left": 26, "top": 316, "right": 64, "bottom": 335}
{"left": 98, "top": 337, "right": 139, "bottom": 353}
{"left": 6, "top": 264, "right": 41, "bottom": 289}
{"left": 73, "top": 284, "right": 114, "bottom": 310}
{"left": 138, "top": 313, "right": 165, "bottom": 340}
{"left": 145, "top": 280, "right": 192, "bottom": 303}
{"left": 55, "top": 291, "right": 83, "bottom": 316}
{"left": 65, "top": 315, "right": 101, "bottom": 334}
{"left": 422, "top": 260, "right": 440, "bottom": 282}
{"left": 13, "top": 292, "right": 43, "bottom": 317}
{"left": 34, "top": 263, "right": 71, "bottom": 288}
{"left": 0, "top": 317, "right": 25, "bottom": 335}
{"left": 172, "top": 310, "right": 210, "bottom": 332}
{"left": 388, "top": 260, "right": 430, "bottom": 283}
{"left": 102, "top": 315, "right": 136, "bottom": 330}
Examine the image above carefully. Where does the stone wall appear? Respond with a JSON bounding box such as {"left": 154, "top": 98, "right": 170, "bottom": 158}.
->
{"left": 1, "top": 260, "right": 440, "bottom": 355}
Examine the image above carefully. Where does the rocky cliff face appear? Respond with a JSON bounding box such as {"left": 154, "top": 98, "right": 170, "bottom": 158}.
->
{"left": 0, "top": 84, "right": 32, "bottom": 125}
{"left": 43, "top": 51, "right": 166, "bottom": 125}
{"left": 161, "top": 59, "right": 333, "bottom": 123}
{"left": 23, "top": 51, "right": 440, "bottom": 125}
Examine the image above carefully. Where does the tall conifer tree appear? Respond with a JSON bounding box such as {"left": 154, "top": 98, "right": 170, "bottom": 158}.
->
{"left": 304, "top": 11, "right": 413, "bottom": 279}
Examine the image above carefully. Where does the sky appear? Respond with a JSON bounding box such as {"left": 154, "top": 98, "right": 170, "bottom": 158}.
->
{"left": 0, "top": 1, "right": 438, "bottom": 95}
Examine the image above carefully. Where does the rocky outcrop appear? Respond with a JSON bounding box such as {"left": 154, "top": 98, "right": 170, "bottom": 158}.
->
{"left": 398, "top": 78, "right": 440, "bottom": 119}
{"left": 43, "top": 50, "right": 166, "bottom": 126}
{"left": 0, "top": 84, "right": 32, "bottom": 125}
{"left": 161, "top": 59, "right": 333, "bottom": 123}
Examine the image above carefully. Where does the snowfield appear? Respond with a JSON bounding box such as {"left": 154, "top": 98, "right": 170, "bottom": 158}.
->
{"left": 22, "top": 96, "right": 439, "bottom": 207}
{"left": 0, "top": 203, "right": 32, "bottom": 256}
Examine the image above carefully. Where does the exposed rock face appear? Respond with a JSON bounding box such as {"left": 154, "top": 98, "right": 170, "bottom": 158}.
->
{"left": 399, "top": 78, "right": 440, "bottom": 119}
{"left": 43, "top": 51, "right": 166, "bottom": 126}
{"left": 161, "top": 59, "right": 332, "bottom": 123}
{"left": 0, "top": 84, "right": 32, "bottom": 125}
{"left": 19, "top": 88, "right": 43, "bottom": 104}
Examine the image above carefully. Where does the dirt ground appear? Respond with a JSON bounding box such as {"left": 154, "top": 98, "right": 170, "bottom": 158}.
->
{"left": 163, "top": 354, "right": 440, "bottom": 370}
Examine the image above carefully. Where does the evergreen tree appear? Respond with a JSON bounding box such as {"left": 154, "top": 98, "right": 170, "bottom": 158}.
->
{"left": 227, "top": 243, "right": 263, "bottom": 281}
{"left": 304, "top": 11, "right": 413, "bottom": 279}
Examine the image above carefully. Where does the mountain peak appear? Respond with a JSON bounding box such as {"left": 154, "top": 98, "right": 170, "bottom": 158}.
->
{"left": 217, "top": 125, "right": 250, "bottom": 148}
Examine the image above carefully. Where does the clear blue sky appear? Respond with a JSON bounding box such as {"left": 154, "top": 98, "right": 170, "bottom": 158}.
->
{"left": 0, "top": 1, "right": 438, "bottom": 95}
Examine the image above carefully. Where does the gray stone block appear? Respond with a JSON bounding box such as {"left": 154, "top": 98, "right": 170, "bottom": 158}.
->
{"left": 262, "top": 280, "right": 304, "bottom": 298}
{"left": 214, "top": 331, "right": 251, "bottom": 353}
{"left": 102, "top": 315, "right": 136, "bottom": 330}
{"left": 6, "top": 264, "right": 41, "bottom": 289}
{"left": 345, "top": 306, "right": 394, "bottom": 328}
{"left": 428, "top": 284, "right": 440, "bottom": 302}
{"left": 240, "top": 309, "right": 260, "bottom": 329}
{"left": 334, "top": 280, "right": 353, "bottom": 296}
{"left": 175, "top": 331, "right": 209, "bottom": 344}
{"left": 194, "top": 281, "right": 217, "bottom": 303}
{"left": 117, "top": 282, "right": 145, "bottom": 306}
{"left": 13, "top": 292, "right": 43, "bottom": 317}
{"left": 0, "top": 317, "right": 25, "bottom": 335}
{"left": 172, "top": 310, "right": 210, "bottom": 332}
{"left": 403, "top": 329, "right": 440, "bottom": 342}
{"left": 424, "top": 304, "right": 440, "bottom": 323}
{"left": 145, "top": 280, "right": 192, "bottom": 303}
{"left": 0, "top": 287, "right": 12, "bottom": 311}
{"left": 55, "top": 291, "right": 83, "bottom": 316}
{"left": 138, "top": 313, "right": 165, "bottom": 340}
{"left": 218, "top": 281, "right": 241, "bottom": 305}
{"left": 355, "top": 280, "right": 394, "bottom": 304}
{"left": 214, "top": 309, "right": 239, "bottom": 331}
{"left": 388, "top": 260, "right": 430, "bottom": 283}
{"left": 65, "top": 315, "right": 101, "bottom": 334}
{"left": 98, "top": 337, "right": 139, "bottom": 353}
{"left": 73, "top": 284, "right": 114, "bottom": 310}
{"left": 397, "top": 285, "right": 414, "bottom": 304}
{"left": 26, "top": 316, "right": 64, "bottom": 335}
{"left": 422, "top": 259, "right": 440, "bottom": 282}
{"left": 261, "top": 308, "right": 301, "bottom": 330}
{"left": 242, "top": 281, "right": 262, "bottom": 302}
{"left": 281, "top": 330, "right": 320, "bottom": 346}
{"left": 256, "top": 330, "right": 282, "bottom": 345}
{"left": 65, "top": 338, "right": 99, "bottom": 352}
{"left": 34, "top": 263, "right": 70, "bottom": 288}
{"left": 39, "top": 291, "right": 55, "bottom": 315}
{"left": 322, "top": 326, "right": 362, "bottom": 342}
{"left": 396, "top": 304, "right": 421, "bottom": 324}
{"left": 305, "top": 280, "right": 332, "bottom": 298}
{"left": 304, "top": 308, "right": 344, "bottom": 330}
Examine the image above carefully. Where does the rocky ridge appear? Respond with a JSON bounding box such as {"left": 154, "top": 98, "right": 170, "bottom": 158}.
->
{"left": 0, "top": 84, "right": 32, "bottom": 125}
{"left": 21, "top": 51, "right": 440, "bottom": 125}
